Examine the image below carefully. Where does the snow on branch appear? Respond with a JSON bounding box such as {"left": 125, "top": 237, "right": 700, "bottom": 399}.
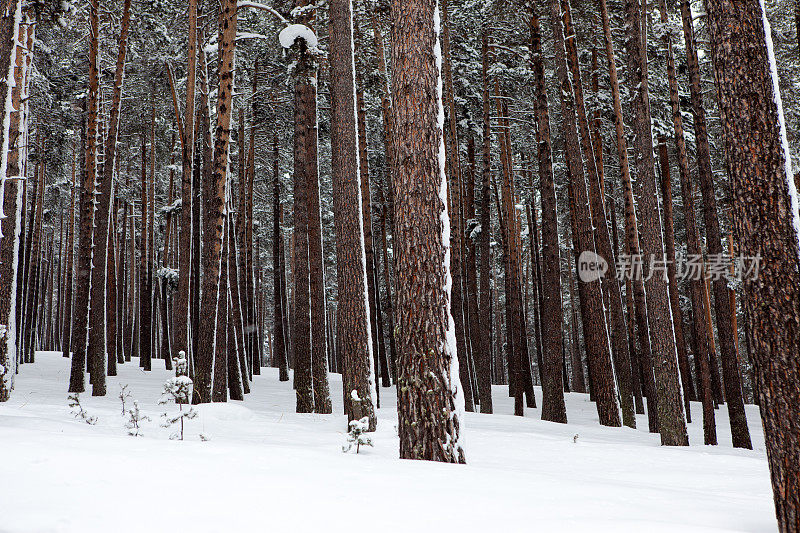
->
{"left": 238, "top": 1, "right": 288, "bottom": 24}
{"left": 279, "top": 24, "right": 318, "bottom": 50}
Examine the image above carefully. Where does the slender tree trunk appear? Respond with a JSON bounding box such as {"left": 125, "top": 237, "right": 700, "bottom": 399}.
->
{"left": 272, "top": 130, "right": 289, "bottom": 381}
{"left": 212, "top": 215, "right": 229, "bottom": 403}
{"left": 622, "top": 0, "right": 687, "bottom": 445}
{"left": 61, "top": 149, "right": 76, "bottom": 360}
{"left": 0, "top": 0, "right": 24, "bottom": 400}
{"left": 476, "top": 28, "right": 493, "bottom": 414}
{"left": 173, "top": 0, "right": 197, "bottom": 361}
{"left": 549, "top": 0, "right": 620, "bottom": 427}
{"left": 194, "top": 0, "right": 237, "bottom": 403}
{"left": 529, "top": 5, "right": 566, "bottom": 422}
{"left": 329, "top": 0, "right": 378, "bottom": 428}
{"left": 679, "top": 0, "right": 751, "bottom": 449}
{"left": 139, "top": 132, "right": 152, "bottom": 372}
{"left": 86, "top": 0, "right": 131, "bottom": 395}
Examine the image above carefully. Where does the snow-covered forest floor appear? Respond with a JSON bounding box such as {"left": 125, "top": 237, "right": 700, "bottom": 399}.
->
{"left": 0, "top": 352, "right": 774, "bottom": 532}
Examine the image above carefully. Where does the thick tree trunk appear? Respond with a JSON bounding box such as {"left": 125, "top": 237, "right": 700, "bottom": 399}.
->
{"left": 291, "top": 24, "right": 316, "bottom": 413}
{"left": 704, "top": 0, "right": 799, "bottom": 525}
{"left": 212, "top": 216, "right": 229, "bottom": 403}
{"left": 391, "top": 0, "right": 465, "bottom": 463}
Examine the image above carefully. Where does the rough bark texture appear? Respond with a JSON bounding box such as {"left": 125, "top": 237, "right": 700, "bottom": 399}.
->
{"left": 622, "top": 0, "right": 687, "bottom": 445}
{"left": 549, "top": 0, "right": 619, "bottom": 427}
{"left": 391, "top": 0, "right": 465, "bottom": 463}
{"left": 291, "top": 26, "right": 316, "bottom": 413}
{"left": 272, "top": 130, "right": 289, "bottom": 381}
{"left": 68, "top": 13, "right": 98, "bottom": 393}
{"left": 529, "top": 6, "right": 566, "bottom": 422}
{"left": 679, "top": 0, "right": 751, "bottom": 450}
{"left": 329, "top": 0, "right": 377, "bottom": 429}
{"left": 193, "top": 0, "right": 237, "bottom": 404}
{"left": 705, "top": 0, "right": 799, "bottom": 525}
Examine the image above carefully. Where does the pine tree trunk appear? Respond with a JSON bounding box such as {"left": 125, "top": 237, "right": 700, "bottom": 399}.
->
{"left": 68, "top": 86, "right": 94, "bottom": 394}
{"left": 329, "top": 0, "right": 378, "bottom": 429}
{"left": 561, "top": 0, "right": 635, "bottom": 427}
{"left": 86, "top": 0, "right": 131, "bottom": 395}
{"left": 226, "top": 204, "right": 246, "bottom": 400}
{"left": 622, "top": 0, "right": 687, "bottom": 445}
{"left": 440, "top": 0, "right": 474, "bottom": 413}
{"left": 193, "top": 0, "right": 237, "bottom": 404}
{"left": 705, "top": 0, "right": 799, "bottom": 524}
{"left": 463, "top": 135, "right": 483, "bottom": 405}
{"left": 391, "top": 0, "right": 465, "bottom": 463}
{"left": 61, "top": 149, "right": 76, "bottom": 360}
{"left": 291, "top": 20, "right": 316, "bottom": 413}
{"left": 549, "top": 0, "right": 620, "bottom": 427}
{"left": 212, "top": 216, "right": 229, "bottom": 403}
{"left": 138, "top": 131, "right": 152, "bottom": 372}
{"left": 0, "top": 1, "right": 24, "bottom": 401}
{"left": 679, "top": 0, "right": 751, "bottom": 449}
{"left": 529, "top": 5, "right": 567, "bottom": 422}
{"left": 173, "top": 0, "right": 197, "bottom": 361}
{"left": 475, "top": 28, "right": 494, "bottom": 414}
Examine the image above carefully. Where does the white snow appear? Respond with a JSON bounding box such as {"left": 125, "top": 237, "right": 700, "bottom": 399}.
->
{"left": 279, "top": 23, "right": 318, "bottom": 50}
{"left": 0, "top": 352, "right": 776, "bottom": 532}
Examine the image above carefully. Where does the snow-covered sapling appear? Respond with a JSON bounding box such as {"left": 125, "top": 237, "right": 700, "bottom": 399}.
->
{"left": 67, "top": 393, "right": 97, "bottom": 425}
{"left": 343, "top": 417, "right": 373, "bottom": 454}
{"left": 343, "top": 390, "right": 373, "bottom": 454}
{"left": 159, "top": 361, "right": 197, "bottom": 440}
{"left": 125, "top": 400, "right": 151, "bottom": 437}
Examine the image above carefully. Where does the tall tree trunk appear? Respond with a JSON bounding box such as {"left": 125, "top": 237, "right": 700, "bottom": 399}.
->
{"left": 475, "top": 28, "right": 493, "bottom": 414}
{"left": 463, "top": 135, "right": 482, "bottom": 405}
{"left": 212, "top": 215, "right": 229, "bottom": 403}
{"left": 561, "top": 0, "right": 635, "bottom": 427}
{"left": 329, "top": 0, "right": 378, "bottom": 429}
{"left": 289, "top": 13, "right": 316, "bottom": 413}
{"left": 0, "top": 0, "right": 24, "bottom": 401}
{"left": 173, "top": 0, "right": 197, "bottom": 361}
{"left": 61, "top": 148, "right": 76, "bottom": 360}
{"left": 622, "top": 0, "right": 687, "bottom": 445}
{"left": 705, "top": 0, "right": 799, "bottom": 524}
{"left": 193, "top": 0, "right": 237, "bottom": 403}
{"left": 391, "top": 0, "right": 465, "bottom": 463}
{"left": 529, "top": 5, "right": 567, "bottom": 422}
{"left": 549, "top": 0, "right": 620, "bottom": 427}
{"left": 679, "top": 0, "right": 751, "bottom": 449}
{"left": 68, "top": 64, "right": 95, "bottom": 394}
{"left": 138, "top": 131, "right": 152, "bottom": 371}
{"left": 86, "top": 0, "right": 131, "bottom": 395}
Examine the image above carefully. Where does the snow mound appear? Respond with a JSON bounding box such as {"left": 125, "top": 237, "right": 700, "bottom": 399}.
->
{"left": 196, "top": 402, "right": 255, "bottom": 422}
{"left": 279, "top": 24, "right": 317, "bottom": 49}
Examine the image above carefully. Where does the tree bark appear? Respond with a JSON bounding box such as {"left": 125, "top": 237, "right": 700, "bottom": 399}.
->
{"left": 329, "top": 0, "right": 378, "bottom": 429}
{"left": 704, "top": 0, "right": 799, "bottom": 524}
{"left": 391, "top": 0, "right": 465, "bottom": 463}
